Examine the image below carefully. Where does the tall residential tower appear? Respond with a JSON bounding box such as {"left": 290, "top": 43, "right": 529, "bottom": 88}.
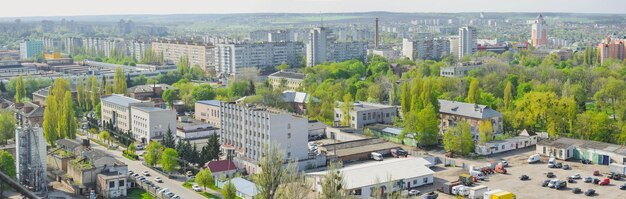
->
{"left": 458, "top": 26, "right": 477, "bottom": 59}
{"left": 531, "top": 14, "right": 548, "bottom": 47}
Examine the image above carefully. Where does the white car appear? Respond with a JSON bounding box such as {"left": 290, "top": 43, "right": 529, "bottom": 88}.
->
{"left": 155, "top": 177, "right": 163, "bottom": 183}
{"left": 157, "top": 188, "right": 169, "bottom": 195}
{"left": 571, "top": 174, "right": 581, "bottom": 179}
{"left": 408, "top": 189, "right": 420, "bottom": 196}
{"left": 143, "top": 170, "right": 150, "bottom": 176}
{"left": 192, "top": 185, "right": 202, "bottom": 192}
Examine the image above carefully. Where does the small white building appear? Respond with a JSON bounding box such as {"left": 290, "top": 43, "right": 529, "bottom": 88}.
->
{"left": 475, "top": 130, "right": 538, "bottom": 155}
{"left": 309, "top": 157, "right": 434, "bottom": 198}
{"left": 130, "top": 106, "right": 177, "bottom": 143}
{"left": 334, "top": 101, "right": 398, "bottom": 129}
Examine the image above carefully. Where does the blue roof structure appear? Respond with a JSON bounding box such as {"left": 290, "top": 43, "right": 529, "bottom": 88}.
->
{"left": 197, "top": 100, "right": 221, "bottom": 107}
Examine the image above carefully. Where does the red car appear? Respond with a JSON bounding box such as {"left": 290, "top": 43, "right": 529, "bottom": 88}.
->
{"left": 599, "top": 178, "right": 610, "bottom": 185}
{"left": 593, "top": 170, "right": 600, "bottom": 176}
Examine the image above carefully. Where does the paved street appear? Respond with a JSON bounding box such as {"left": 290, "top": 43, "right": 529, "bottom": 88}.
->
{"left": 75, "top": 133, "right": 222, "bottom": 199}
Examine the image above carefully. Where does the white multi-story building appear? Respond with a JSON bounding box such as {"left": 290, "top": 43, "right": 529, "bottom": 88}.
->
{"left": 334, "top": 102, "right": 398, "bottom": 129}
{"left": 131, "top": 106, "right": 176, "bottom": 143}
{"left": 220, "top": 102, "right": 309, "bottom": 174}
{"left": 458, "top": 26, "right": 477, "bottom": 59}
{"left": 101, "top": 94, "right": 175, "bottom": 143}
{"left": 214, "top": 42, "right": 304, "bottom": 75}
{"left": 306, "top": 27, "right": 329, "bottom": 67}
{"left": 402, "top": 38, "right": 450, "bottom": 61}
{"left": 306, "top": 27, "right": 368, "bottom": 67}
{"left": 449, "top": 36, "right": 460, "bottom": 60}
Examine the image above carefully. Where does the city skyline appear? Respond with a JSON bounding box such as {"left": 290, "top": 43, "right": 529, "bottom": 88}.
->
{"left": 1, "top": 0, "right": 625, "bottom": 18}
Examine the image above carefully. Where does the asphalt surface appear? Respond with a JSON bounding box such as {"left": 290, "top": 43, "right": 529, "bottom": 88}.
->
{"left": 75, "top": 133, "right": 222, "bottom": 199}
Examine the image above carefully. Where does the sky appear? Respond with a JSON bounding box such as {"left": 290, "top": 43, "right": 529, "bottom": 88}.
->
{"left": 1, "top": 0, "right": 624, "bottom": 18}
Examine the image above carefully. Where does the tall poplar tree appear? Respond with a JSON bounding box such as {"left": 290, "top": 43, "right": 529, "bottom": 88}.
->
{"left": 15, "top": 75, "right": 25, "bottom": 103}
{"left": 113, "top": 66, "right": 127, "bottom": 94}
{"left": 467, "top": 78, "right": 480, "bottom": 104}
{"left": 91, "top": 76, "right": 99, "bottom": 110}
{"left": 43, "top": 97, "right": 58, "bottom": 146}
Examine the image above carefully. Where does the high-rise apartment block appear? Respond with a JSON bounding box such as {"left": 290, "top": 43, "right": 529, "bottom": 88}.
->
{"left": 306, "top": 27, "right": 368, "bottom": 67}
{"left": 220, "top": 102, "right": 309, "bottom": 174}
{"left": 598, "top": 33, "right": 626, "bottom": 64}
{"left": 458, "top": 26, "right": 477, "bottom": 59}
{"left": 19, "top": 40, "right": 43, "bottom": 59}
{"left": 151, "top": 40, "right": 215, "bottom": 73}
{"left": 402, "top": 38, "right": 450, "bottom": 61}
{"left": 214, "top": 42, "right": 304, "bottom": 75}
{"left": 531, "top": 14, "right": 548, "bottom": 47}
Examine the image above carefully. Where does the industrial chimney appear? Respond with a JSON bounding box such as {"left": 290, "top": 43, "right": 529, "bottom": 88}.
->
{"left": 375, "top": 18, "right": 379, "bottom": 49}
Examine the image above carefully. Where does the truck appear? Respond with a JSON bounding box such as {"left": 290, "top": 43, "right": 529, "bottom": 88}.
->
{"left": 491, "top": 191, "right": 515, "bottom": 199}
{"left": 527, "top": 154, "right": 540, "bottom": 163}
{"left": 495, "top": 164, "right": 507, "bottom": 174}
{"left": 470, "top": 170, "right": 486, "bottom": 180}
{"left": 483, "top": 189, "right": 503, "bottom": 199}
{"left": 459, "top": 174, "right": 475, "bottom": 186}
{"left": 610, "top": 163, "right": 626, "bottom": 175}
{"left": 468, "top": 185, "right": 488, "bottom": 199}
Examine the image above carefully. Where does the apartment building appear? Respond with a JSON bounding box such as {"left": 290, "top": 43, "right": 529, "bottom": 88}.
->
{"left": 195, "top": 100, "right": 221, "bottom": 127}
{"left": 598, "top": 33, "right": 626, "bottom": 64}
{"left": 214, "top": 42, "right": 304, "bottom": 75}
{"left": 151, "top": 40, "right": 215, "bottom": 72}
{"left": 458, "top": 26, "right": 477, "bottom": 59}
{"left": 220, "top": 102, "right": 309, "bottom": 174}
{"left": 438, "top": 99, "right": 503, "bottom": 140}
{"left": 267, "top": 71, "right": 305, "bottom": 90}
{"left": 402, "top": 38, "right": 450, "bottom": 61}
{"left": 333, "top": 102, "right": 398, "bottom": 129}
{"left": 19, "top": 40, "right": 43, "bottom": 59}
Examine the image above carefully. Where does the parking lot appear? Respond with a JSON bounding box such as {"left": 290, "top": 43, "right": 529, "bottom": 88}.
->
{"left": 433, "top": 150, "right": 626, "bottom": 198}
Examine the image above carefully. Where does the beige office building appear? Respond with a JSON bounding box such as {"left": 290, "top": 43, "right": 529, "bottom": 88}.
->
{"left": 151, "top": 40, "right": 215, "bottom": 72}
{"left": 195, "top": 100, "right": 221, "bottom": 127}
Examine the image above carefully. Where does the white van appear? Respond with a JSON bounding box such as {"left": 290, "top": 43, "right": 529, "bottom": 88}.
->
{"left": 528, "top": 154, "right": 541, "bottom": 163}
{"left": 470, "top": 170, "right": 485, "bottom": 180}
{"left": 451, "top": 185, "right": 465, "bottom": 195}
{"left": 371, "top": 152, "right": 383, "bottom": 161}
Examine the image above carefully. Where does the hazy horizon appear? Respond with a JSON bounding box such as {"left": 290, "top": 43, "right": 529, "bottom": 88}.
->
{"left": 1, "top": 0, "right": 625, "bottom": 18}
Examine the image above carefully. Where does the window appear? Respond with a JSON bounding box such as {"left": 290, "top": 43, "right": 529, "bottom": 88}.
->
{"left": 353, "top": 188, "right": 362, "bottom": 195}
{"left": 119, "top": 180, "right": 125, "bottom": 186}
{"left": 501, "top": 145, "right": 505, "bottom": 150}
{"left": 287, "top": 152, "right": 291, "bottom": 158}
{"left": 413, "top": 179, "right": 418, "bottom": 184}
{"left": 423, "top": 177, "right": 428, "bottom": 183}
{"left": 386, "top": 113, "right": 390, "bottom": 117}
{"left": 288, "top": 124, "right": 291, "bottom": 129}
{"left": 109, "top": 181, "right": 115, "bottom": 188}
{"left": 287, "top": 133, "right": 291, "bottom": 139}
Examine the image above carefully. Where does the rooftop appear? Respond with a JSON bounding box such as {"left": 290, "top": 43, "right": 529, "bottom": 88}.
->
{"left": 438, "top": 99, "right": 502, "bottom": 119}
{"left": 206, "top": 160, "right": 237, "bottom": 173}
{"left": 309, "top": 157, "right": 434, "bottom": 190}
{"left": 228, "top": 177, "right": 258, "bottom": 197}
{"left": 128, "top": 84, "right": 175, "bottom": 93}
{"left": 321, "top": 138, "right": 401, "bottom": 157}
{"left": 282, "top": 91, "right": 309, "bottom": 103}
{"left": 268, "top": 71, "right": 305, "bottom": 80}
{"left": 101, "top": 94, "right": 143, "bottom": 106}
{"left": 538, "top": 137, "right": 626, "bottom": 156}
{"left": 132, "top": 105, "right": 169, "bottom": 113}
{"left": 197, "top": 100, "right": 221, "bottom": 107}
{"left": 335, "top": 101, "right": 396, "bottom": 112}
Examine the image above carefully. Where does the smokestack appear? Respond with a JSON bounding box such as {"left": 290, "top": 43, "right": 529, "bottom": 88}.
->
{"left": 375, "top": 18, "right": 379, "bottom": 49}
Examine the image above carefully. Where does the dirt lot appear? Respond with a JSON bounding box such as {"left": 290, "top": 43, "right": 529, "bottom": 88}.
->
{"left": 431, "top": 150, "right": 626, "bottom": 199}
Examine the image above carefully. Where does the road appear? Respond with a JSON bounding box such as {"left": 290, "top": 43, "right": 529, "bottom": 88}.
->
{"left": 75, "top": 133, "right": 222, "bottom": 199}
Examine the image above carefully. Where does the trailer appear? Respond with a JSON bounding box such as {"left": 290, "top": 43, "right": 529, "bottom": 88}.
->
{"left": 439, "top": 181, "right": 460, "bottom": 195}
{"left": 610, "top": 163, "right": 626, "bottom": 175}
{"left": 468, "top": 185, "right": 488, "bottom": 199}
{"left": 483, "top": 189, "right": 503, "bottom": 199}
{"left": 491, "top": 191, "right": 515, "bottom": 199}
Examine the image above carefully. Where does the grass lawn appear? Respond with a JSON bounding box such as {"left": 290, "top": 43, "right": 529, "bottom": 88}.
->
{"left": 182, "top": 182, "right": 221, "bottom": 199}
{"left": 127, "top": 188, "right": 155, "bottom": 199}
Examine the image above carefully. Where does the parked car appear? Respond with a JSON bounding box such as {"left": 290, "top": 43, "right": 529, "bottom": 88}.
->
{"left": 593, "top": 170, "right": 600, "bottom": 176}
{"left": 584, "top": 177, "right": 593, "bottom": 183}
{"left": 171, "top": 196, "right": 180, "bottom": 199}
{"left": 542, "top": 179, "right": 551, "bottom": 187}
{"left": 556, "top": 181, "right": 567, "bottom": 190}
{"left": 500, "top": 160, "right": 509, "bottom": 167}
{"left": 571, "top": 174, "right": 581, "bottom": 179}
{"left": 143, "top": 170, "right": 150, "bottom": 176}
{"left": 573, "top": 188, "right": 582, "bottom": 194}
{"left": 599, "top": 178, "right": 610, "bottom": 185}
{"left": 371, "top": 152, "right": 383, "bottom": 161}
{"left": 528, "top": 154, "right": 541, "bottom": 163}
{"left": 391, "top": 148, "right": 408, "bottom": 158}
{"left": 548, "top": 162, "right": 556, "bottom": 168}
{"left": 609, "top": 172, "right": 622, "bottom": 180}
{"left": 593, "top": 178, "right": 601, "bottom": 184}
{"left": 620, "top": 183, "right": 626, "bottom": 190}
{"left": 584, "top": 189, "right": 595, "bottom": 196}
{"left": 547, "top": 172, "right": 555, "bottom": 178}
{"left": 154, "top": 177, "right": 163, "bottom": 183}
{"left": 520, "top": 175, "right": 529, "bottom": 181}
{"left": 548, "top": 179, "right": 559, "bottom": 188}
{"left": 192, "top": 185, "right": 202, "bottom": 192}
{"left": 157, "top": 188, "right": 169, "bottom": 195}
{"left": 408, "top": 189, "right": 420, "bottom": 196}
{"left": 567, "top": 177, "right": 575, "bottom": 183}
{"left": 555, "top": 162, "right": 562, "bottom": 168}
{"left": 186, "top": 171, "right": 194, "bottom": 177}
{"left": 421, "top": 192, "right": 438, "bottom": 199}
{"left": 563, "top": 164, "right": 571, "bottom": 170}
{"left": 581, "top": 159, "right": 592, "bottom": 164}
{"left": 136, "top": 144, "right": 145, "bottom": 150}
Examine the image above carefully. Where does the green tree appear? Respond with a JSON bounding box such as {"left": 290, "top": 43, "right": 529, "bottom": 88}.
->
{"left": 400, "top": 81, "right": 411, "bottom": 114}
{"left": 160, "top": 148, "right": 178, "bottom": 172}
{"left": 144, "top": 142, "right": 164, "bottom": 167}
{"left": 320, "top": 161, "right": 345, "bottom": 199}
{"left": 14, "top": 75, "right": 25, "bottom": 103}
{"left": 104, "top": 76, "right": 112, "bottom": 95}
{"left": 253, "top": 145, "right": 296, "bottom": 199}
{"left": 467, "top": 78, "right": 480, "bottom": 104}
{"left": 340, "top": 93, "right": 353, "bottom": 127}
{"left": 478, "top": 120, "right": 494, "bottom": 144}
{"left": 0, "top": 111, "right": 16, "bottom": 145}
{"left": 99, "top": 131, "right": 111, "bottom": 145}
{"left": 503, "top": 81, "right": 514, "bottom": 109}
{"left": 191, "top": 84, "right": 216, "bottom": 101}
{"left": 443, "top": 122, "right": 474, "bottom": 156}
{"left": 113, "top": 66, "right": 127, "bottom": 94}
{"left": 128, "top": 143, "right": 137, "bottom": 154}
{"left": 91, "top": 76, "right": 100, "bottom": 110}
{"left": 76, "top": 77, "right": 85, "bottom": 109}
{"left": 59, "top": 91, "right": 77, "bottom": 139}
{"left": 161, "top": 127, "right": 175, "bottom": 148}
{"left": 195, "top": 168, "right": 215, "bottom": 191}
{"left": 162, "top": 89, "right": 179, "bottom": 109}
{"left": 0, "top": 150, "right": 16, "bottom": 196}
{"left": 222, "top": 181, "right": 237, "bottom": 199}
{"left": 43, "top": 97, "right": 59, "bottom": 146}
{"left": 275, "top": 63, "right": 290, "bottom": 71}
{"left": 594, "top": 77, "right": 626, "bottom": 120}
